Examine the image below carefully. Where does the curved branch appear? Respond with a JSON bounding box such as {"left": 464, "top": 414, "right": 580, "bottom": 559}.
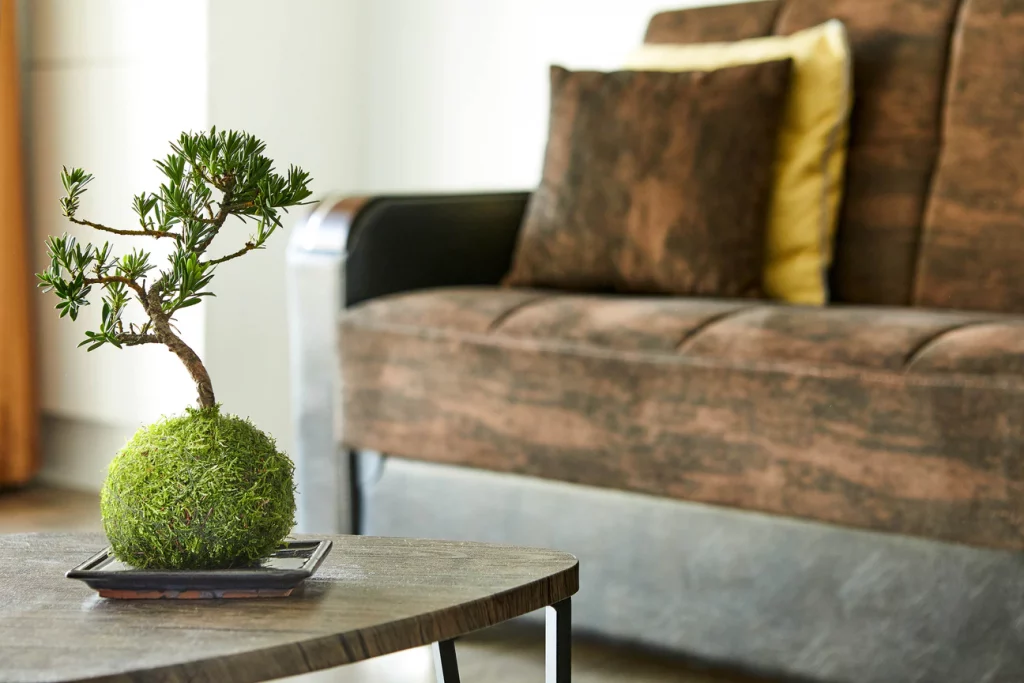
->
{"left": 193, "top": 162, "right": 223, "bottom": 191}
{"left": 157, "top": 325, "right": 215, "bottom": 408}
{"left": 118, "top": 333, "right": 160, "bottom": 347}
{"left": 69, "top": 216, "right": 181, "bottom": 242}
{"left": 142, "top": 285, "right": 215, "bottom": 408}
{"left": 203, "top": 241, "right": 256, "bottom": 267}
{"left": 193, "top": 180, "right": 236, "bottom": 254}
{"left": 84, "top": 275, "right": 146, "bottom": 299}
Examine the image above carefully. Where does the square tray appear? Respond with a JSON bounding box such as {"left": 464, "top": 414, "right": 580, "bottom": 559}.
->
{"left": 66, "top": 539, "right": 332, "bottom": 599}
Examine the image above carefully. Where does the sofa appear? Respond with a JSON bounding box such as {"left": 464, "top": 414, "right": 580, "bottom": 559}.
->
{"left": 287, "top": 1, "right": 1024, "bottom": 682}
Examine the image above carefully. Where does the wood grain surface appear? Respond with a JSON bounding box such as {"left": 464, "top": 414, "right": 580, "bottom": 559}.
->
{"left": 0, "top": 533, "right": 578, "bottom": 683}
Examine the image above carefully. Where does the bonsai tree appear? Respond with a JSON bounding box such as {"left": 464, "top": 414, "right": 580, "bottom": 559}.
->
{"left": 39, "top": 128, "right": 311, "bottom": 408}
{"left": 37, "top": 129, "right": 312, "bottom": 570}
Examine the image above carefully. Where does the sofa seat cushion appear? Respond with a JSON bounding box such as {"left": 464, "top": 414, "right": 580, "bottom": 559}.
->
{"left": 340, "top": 287, "right": 1024, "bottom": 550}
{"left": 347, "top": 287, "right": 1009, "bottom": 375}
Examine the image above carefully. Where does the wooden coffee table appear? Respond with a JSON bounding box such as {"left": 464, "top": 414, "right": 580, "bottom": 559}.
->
{"left": 0, "top": 533, "right": 578, "bottom": 682}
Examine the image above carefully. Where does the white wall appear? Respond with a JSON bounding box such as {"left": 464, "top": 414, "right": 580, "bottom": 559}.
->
{"left": 32, "top": 0, "right": 724, "bottom": 489}
{"left": 205, "top": 0, "right": 363, "bottom": 465}
{"left": 26, "top": 0, "right": 209, "bottom": 489}
{"left": 28, "top": 0, "right": 208, "bottom": 427}
{"left": 355, "top": 0, "right": 694, "bottom": 192}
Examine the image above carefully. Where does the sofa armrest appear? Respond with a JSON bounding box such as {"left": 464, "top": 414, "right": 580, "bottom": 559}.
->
{"left": 343, "top": 192, "right": 530, "bottom": 306}
{"left": 286, "top": 191, "right": 530, "bottom": 533}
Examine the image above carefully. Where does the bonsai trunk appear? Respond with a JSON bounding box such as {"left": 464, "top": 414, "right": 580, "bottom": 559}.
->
{"left": 161, "top": 329, "right": 216, "bottom": 409}
{"left": 145, "top": 285, "right": 216, "bottom": 409}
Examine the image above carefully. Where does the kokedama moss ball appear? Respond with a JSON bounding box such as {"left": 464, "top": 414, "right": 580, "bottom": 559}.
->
{"left": 100, "top": 407, "right": 296, "bottom": 570}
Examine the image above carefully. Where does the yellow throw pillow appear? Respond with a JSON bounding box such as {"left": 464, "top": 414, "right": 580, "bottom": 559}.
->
{"left": 624, "top": 20, "right": 851, "bottom": 305}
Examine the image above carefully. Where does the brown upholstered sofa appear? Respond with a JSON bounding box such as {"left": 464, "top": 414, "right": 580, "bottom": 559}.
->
{"left": 288, "top": 2, "right": 1024, "bottom": 681}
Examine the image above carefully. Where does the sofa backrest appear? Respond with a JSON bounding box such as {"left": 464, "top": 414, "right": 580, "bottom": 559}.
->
{"left": 646, "top": 0, "right": 1023, "bottom": 314}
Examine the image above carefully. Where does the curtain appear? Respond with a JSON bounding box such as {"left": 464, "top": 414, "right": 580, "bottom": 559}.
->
{"left": 0, "top": 0, "right": 37, "bottom": 486}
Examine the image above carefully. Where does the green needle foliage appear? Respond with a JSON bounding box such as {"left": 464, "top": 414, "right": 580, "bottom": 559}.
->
{"left": 102, "top": 406, "right": 296, "bottom": 570}
{"left": 37, "top": 128, "right": 313, "bottom": 409}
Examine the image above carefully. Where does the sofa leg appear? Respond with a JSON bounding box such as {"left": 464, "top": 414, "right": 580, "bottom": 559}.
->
{"left": 348, "top": 449, "right": 363, "bottom": 535}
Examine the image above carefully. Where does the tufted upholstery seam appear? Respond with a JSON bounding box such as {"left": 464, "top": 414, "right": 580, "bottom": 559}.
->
{"left": 904, "top": 318, "right": 1012, "bottom": 371}
{"left": 486, "top": 294, "right": 554, "bottom": 334}
{"left": 675, "top": 305, "right": 763, "bottom": 353}
{"left": 341, "top": 316, "right": 1024, "bottom": 392}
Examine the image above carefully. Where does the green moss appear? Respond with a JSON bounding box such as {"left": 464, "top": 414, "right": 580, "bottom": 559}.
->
{"left": 100, "top": 406, "right": 296, "bottom": 570}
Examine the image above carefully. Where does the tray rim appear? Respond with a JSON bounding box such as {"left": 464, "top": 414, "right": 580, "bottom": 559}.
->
{"left": 65, "top": 539, "right": 332, "bottom": 591}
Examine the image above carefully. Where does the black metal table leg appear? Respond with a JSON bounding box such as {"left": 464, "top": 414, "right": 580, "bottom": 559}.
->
{"left": 433, "top": 598, "right": 570, "bottom": 682}
{"left": 546, "top": 598, "right": 571, "bottom": 682}
{"left": 432, "top": 639, "right": 461, "bottom": 683}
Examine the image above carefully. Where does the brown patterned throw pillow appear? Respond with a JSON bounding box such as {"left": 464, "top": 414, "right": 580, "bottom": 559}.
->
{"left": 505, "top": 61, "right": 793, "bottom": 297}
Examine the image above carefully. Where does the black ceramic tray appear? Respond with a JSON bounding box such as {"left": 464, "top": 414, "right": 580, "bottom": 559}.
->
{"left": 66, "top": 539, "right": 332, "bottom": 599}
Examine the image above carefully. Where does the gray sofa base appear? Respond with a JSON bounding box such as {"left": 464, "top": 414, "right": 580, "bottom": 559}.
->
{"left": 361, "top": 455, "right": 1024, "bottom": 683}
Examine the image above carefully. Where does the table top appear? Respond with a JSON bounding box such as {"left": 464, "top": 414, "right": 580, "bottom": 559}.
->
{"left": 0, "top": 532, "right": 578, "bottom": 683}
